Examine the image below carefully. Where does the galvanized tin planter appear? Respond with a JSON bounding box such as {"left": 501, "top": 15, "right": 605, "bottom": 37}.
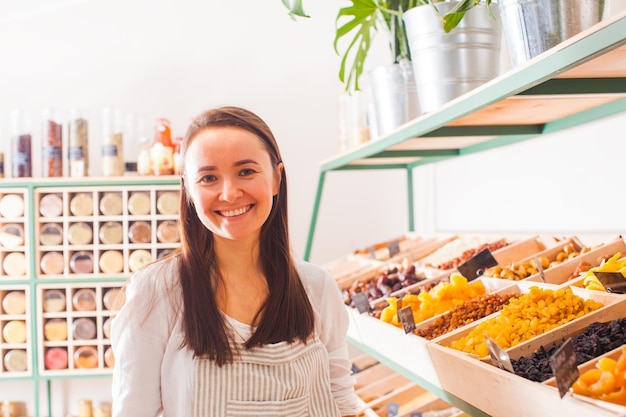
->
{"left": 499, "top": 0, "right": 606, "bottom": 67}
{"left": 403, "top": 2, "right": 502, "bottom": 114}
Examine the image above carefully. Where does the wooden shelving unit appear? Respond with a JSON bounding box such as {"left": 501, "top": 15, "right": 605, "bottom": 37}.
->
{"left": 305, "top": 9, "right": 626, "bottom": 417}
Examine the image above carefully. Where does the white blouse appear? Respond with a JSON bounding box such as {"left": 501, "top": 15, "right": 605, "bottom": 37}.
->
{"left": 111, "top": 255, "right": 359, "bottom": 416}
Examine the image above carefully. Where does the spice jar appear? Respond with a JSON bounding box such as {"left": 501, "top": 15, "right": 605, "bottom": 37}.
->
{"left": 68, "top": 109, "right": 89, "bottom": 177}
{"left": 0, "top": 152, "right": 4, "bottom": 178}
{"left": 41, "top": 107, "right": 64, "bottom": 178}
{"left": 101, "top": 107, "right": 124, "bottom": 176}
{"left": 10, "top": 108, "right": 32, "bottom": 178}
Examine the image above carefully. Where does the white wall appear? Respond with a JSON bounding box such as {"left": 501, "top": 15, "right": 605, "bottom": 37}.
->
{"left": 1, "top": 0, "right": 625, "bottom": 415}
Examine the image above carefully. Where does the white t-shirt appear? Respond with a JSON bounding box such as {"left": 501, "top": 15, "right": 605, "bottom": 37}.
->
{"left": 111, "top": 255, "right": 359, "bottom": 416}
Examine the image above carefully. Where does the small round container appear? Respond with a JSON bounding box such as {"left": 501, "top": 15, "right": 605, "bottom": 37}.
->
{"left": 157, "top": 249, "right": 173, "bottom": 259}
{"left": 1, "top": 291, "right": 26, "bottom": 315}
{"left": 156, "top": 220, "right": 180, "bottom": 243}
{"left": 72, "top": 317, "right": 97, "bottom": 340}
{"left": 102, "top": 317, "right": 112, "bottom": 339}
{"left": 68, "top": 222, "right": 93, "bottom": 245}
{"left": 39, "top": 194, "right": 64, "bottom": 218}
{"left": 44, "top": 318, "right": 68, "bottom": 341}
{"left": 45, "top": 347, "right": 68, "bottom": 370}
{"left": 39, "top": 222, "right": 63, "bottom": 246}
{"left": 40, "top": 251, "right": 65, "bottom": 275}
{"left": 2, "top": 252, "right": 27, "bottom": 276}
{"left": 99, "top": 193, "right": 123, "bottom": 216}
{"left": 3, "top": 349, "right": 28, "bottom": 372}
{"left": 104, "top": 346, "right": 115, "bottom": 368}
{"left": 0, "top": 194, "right": 25, "bottom": 218}
{"left": 43, "top": 289, "right": 67, "bottom": 312}
{"left": 74, "top": 346, "right": 98, "bottom": 369}
{"left": 0, "top": 223, "right": 25, "bottom": 249}
{"left": 99, "top": 250, "right": 124, "bottom": 274}
{"left": 129, "top": 249, "right": 152, "bottom": 272}
{"left": 128, "top": 192, "right": 151, "bottom": 215}
{"left": 156, "top": 191, "right": 178, "bottom": 215}
{"left": 103, "top": 288, "right": 125, "bottom": 310}
{"left": 72, "top": 288, "right": 97, "bottom": 311}
{"left": 69, "top": 192, "right": 94, "bottom": 216}
{"left": 99, "top": 221, "right": 123, "bottom": 244}
{"left": 2, "top": 320, "right": 27, "bottom": 344}
{"left": 79, "top": 399, "right": 93, "bottom": 417}
{"left": 70, "top": 251, "right": 94, "bottom": 274}
{"left": 128, "top": 221, "right": 151, "bottom": 244}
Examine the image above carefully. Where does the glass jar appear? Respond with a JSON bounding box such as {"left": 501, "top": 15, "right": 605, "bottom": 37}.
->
{"left": 102, "top": 107, "right": 124, "bottom": 176}
{"left": 41, "top": 107, "right": 64, "bottom": 178}
{"left": 68, "top": 109, "right": 89, "bottom": 177}
{"left": 10, "top": 108, "right": 32, "bottom": 178}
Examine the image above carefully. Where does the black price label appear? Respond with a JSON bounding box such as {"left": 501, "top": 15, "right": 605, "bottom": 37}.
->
{"left": 387, "top": 239, "right": 401, "bottom": 258}
{"left": 550, "top": 338, "right": 579, "bottom": 398}
{"left": 485, "top": 335, "right": 514, "bottom": 373}
{"left": 387, "top": 402, "right": 400, "bottom": 417}
{"left": 594, "top": 271, "right": 626, "bottom": 294}
{"left": 457, "top": 248, "right": 498, "bottom": 281}
{"left": 398, "top": 305, "right": 416, "bottom": 334}
{"left": 352, "top": 291, "right": 371, "bottom": 314}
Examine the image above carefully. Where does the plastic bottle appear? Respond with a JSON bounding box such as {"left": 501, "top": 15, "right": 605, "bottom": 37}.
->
{"left": 10, "top": 109, "right": 32, "bottom": 178}
{"left": 101, "top": 107, "right": 124, "bottom": 176}
{"left": 150, "top": 117, "right": 174, "bottom": 175}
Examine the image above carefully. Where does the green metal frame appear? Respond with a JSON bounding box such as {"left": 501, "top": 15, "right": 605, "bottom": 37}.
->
{"left": 0, "top": 176, "right": 180, "bottom": 417}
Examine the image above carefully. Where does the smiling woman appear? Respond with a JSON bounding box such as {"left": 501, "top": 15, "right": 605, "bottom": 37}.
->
{"left": 111, "top": 106, "right": 360, "bottom": 417}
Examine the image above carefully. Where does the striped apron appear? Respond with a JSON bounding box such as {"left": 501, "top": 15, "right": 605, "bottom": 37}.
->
{"left": 192, "top": 338, "right": 342, "bottom": 417}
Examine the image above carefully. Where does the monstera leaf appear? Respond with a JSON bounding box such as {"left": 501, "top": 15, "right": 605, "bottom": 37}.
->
{"left": 282, "top": 0, "right": 309, "bottom": 18}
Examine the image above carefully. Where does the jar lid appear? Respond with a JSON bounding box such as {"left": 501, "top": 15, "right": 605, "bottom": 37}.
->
{"left": 43, "top": 289, "right": 66, "bottom": 313}
{"left": 104, "top": 346, "right": 115, "bottom": 368}
{"left": 129, "top": 249, "right": 152, "bottom": 272}
{"left": 128, "top": 192, "right": 151, "bottom": 215}
{"left": 0, "top": 223, "right": 25, "bottom": 249}
{"left": 72, "top": 317, "right": 97, "bottom": 340}
{"left": 157, "top": 220, "right": 180, "bottom": 243}
{"left": 99, "top": 221, "right": 123, "bottom": 244}
{"left": 128, "top": 221, "right": 151, "bottom": 244}
{"left": 72, "top": 288, "right": 97, "bottom": 311}
{"left": 68, "top": 222, "right": 93, "bottom": 245}
{"left": 3, "top": 349, "right": 28, "bottom": 372}
{"left": 99, "top": 250, "right": 124, "bottom": 274}
{"left": 0, "top": 194, "right": 25, "bottom": 218}
{"left": 69, "top": 251, "right": 94, "bottom": 274}
{"left": 44, "top": 318, "right": 68, "bottom": 341}
{"left": 40, "top": 251, "right": 65, "bottom": 275}
{"left": 2, "top": 252, "right": 27, "bottom": 276}
{"left": 103, "top": 287, "right": 125, "bottom": 310}
{"left": 156, "top": 192, "right": 178, "bottom": 215}
{"left": 39, "top": 194, "right": 64, "bottom": 218}
{"left": 2, "top": 320, "right": 27, "bottom": 344}
{"left": 44, "top": 347, "right": 68, "bottom": 370}
{"left": 2, "top": 291, "right": 26, "bottom": 315}
{"left": 74, "top": 346, "right": 98, "bottom": 369}
{"left": 40, "top": 222, "right": 63, "bottom": 246}
{"left": 69, "top": 193, "right": 94, "bottom": 216}
{"left": 99, "top": 193, "right": 123, "bottom": 216}
{"left": 103, "top": 317, "right": 113, "bottom": 339}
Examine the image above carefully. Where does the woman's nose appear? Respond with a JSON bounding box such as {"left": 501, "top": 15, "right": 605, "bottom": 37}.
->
{"left": 219, "top": 178, "right": 242, "bottom": 202}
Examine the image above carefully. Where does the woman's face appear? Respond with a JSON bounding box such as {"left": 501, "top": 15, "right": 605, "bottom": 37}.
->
{"left": 183, "top": 127, "right": 281, "bottom": 243}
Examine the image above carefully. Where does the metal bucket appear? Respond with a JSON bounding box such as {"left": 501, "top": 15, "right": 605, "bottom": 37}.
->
{"left": 403, "top": 2, "right": 502, "bottom": 114}
{"left": 499, "top": 0, "right": 605, "bottom": 67}
{"left": 368, "top": 60, "right": 421, "bottom": 136}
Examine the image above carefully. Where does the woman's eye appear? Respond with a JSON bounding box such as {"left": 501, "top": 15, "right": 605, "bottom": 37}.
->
{"left": 200, "top": 174, "right": 217, "bottom": 183}
{"left": 239, "top": 168, "right": 256, "bottom": 176}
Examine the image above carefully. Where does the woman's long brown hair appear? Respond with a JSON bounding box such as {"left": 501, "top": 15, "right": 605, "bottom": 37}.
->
{"left": 177, "top": 106, "right": 314, "bottom": 365}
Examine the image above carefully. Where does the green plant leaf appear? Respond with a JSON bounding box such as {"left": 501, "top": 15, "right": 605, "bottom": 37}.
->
{"left": 441, "top": 0, "right": 494, "bottom": 33}
{"left": 334, "top": 0, "right": 379, "bottom": 92}
{"left": 282, "top": 0, "right": 309, "bottom": 18}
